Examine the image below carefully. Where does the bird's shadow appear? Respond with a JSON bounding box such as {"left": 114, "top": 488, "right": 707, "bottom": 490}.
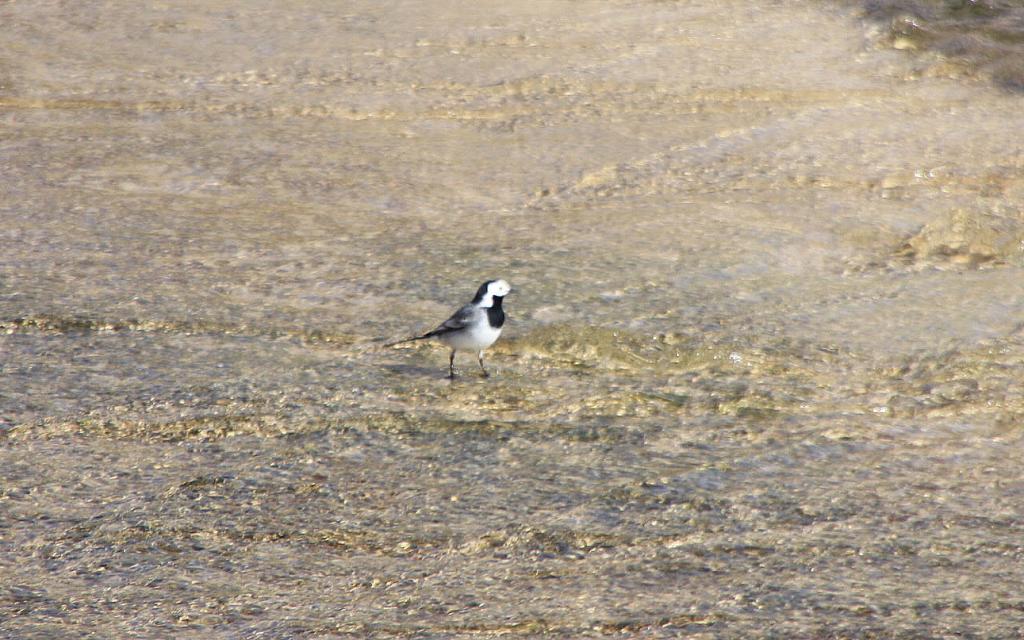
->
{"left": 380, "top": 363, "right": 490, "bottom": 382}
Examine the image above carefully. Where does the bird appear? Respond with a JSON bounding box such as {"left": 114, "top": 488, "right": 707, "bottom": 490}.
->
{"left": 386, "top": 279, "right": 511, "bottom": 378}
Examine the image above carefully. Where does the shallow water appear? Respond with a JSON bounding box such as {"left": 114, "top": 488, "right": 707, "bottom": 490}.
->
{"left": 854, "top": 0, "right": 1024, "bottom": 91}
{"left": 4, "top": 0, "right": 1024, "bottom": 637}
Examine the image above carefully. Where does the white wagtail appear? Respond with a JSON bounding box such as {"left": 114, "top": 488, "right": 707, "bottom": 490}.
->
{"left": 387, "top": 279, "right": 511, "bottom": 378}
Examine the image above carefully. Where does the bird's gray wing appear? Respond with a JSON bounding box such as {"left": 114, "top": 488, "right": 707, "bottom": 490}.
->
{"left": 427, "top": 303, "right": 477, "bottom": 336}
{"left": 385, "top": 304, "right": 478, "bottom": 346}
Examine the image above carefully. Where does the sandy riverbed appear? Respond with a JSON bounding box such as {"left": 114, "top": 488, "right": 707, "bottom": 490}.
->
{"left": 3, "top": 0, "right": 1024, "bottom": 636}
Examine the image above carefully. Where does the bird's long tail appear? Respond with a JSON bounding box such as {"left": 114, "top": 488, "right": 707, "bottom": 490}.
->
{"left": 383, "top": 331, "right": 438, "bottom": 348}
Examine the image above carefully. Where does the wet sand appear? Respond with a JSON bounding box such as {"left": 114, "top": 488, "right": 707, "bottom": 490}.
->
{"left": 4, "top": 0, "right": 1024, "bottom": 637}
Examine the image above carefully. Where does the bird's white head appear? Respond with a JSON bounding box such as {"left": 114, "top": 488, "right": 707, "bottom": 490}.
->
{"left": 488, "top": 279, "right": 511, "bottom": 297}
{"left": 474, "top": 279, "right": 512, "bottom": 307}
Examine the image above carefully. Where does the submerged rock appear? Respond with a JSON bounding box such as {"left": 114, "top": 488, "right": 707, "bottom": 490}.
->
{"left": 898, "top": 208, "right": 1024, "bottom": 268}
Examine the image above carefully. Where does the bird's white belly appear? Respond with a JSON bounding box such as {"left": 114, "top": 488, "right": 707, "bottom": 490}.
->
{"left": 439, "top": 323, "right": 502, "bottom": 351}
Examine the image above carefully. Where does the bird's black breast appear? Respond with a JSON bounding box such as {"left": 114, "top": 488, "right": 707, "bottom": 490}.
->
{"left": 487, "top": 296, "right": 506, "bottom": 328}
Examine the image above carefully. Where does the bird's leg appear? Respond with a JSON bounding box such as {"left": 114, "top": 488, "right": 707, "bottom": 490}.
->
{"left": 448, "top": 350, "right": 457, "bottom": 379}
{"left": 477, "top": 351, "right": 489, "bottom": 377}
